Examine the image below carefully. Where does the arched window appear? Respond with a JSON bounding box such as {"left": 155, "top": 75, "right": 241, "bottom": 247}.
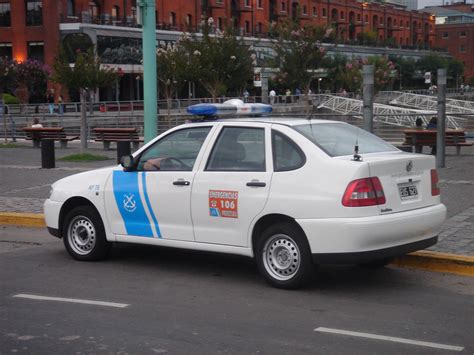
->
{"left": 112, "top": 5, "right": 120, "bottom": 21}
{"left": 186, "top": 14, "right": 192, "bottom": 27}
{"left": 67, "top": 0, "right": 75, "bottom": 17}
{"left": 169, "top": 12, "right": 176, "bottom": 26}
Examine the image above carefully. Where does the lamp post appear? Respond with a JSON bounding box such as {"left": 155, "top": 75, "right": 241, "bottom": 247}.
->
{"left": 318, "top": 77, "right": 322, "bottom": 94}
{"left": 136, "top": 75, "right": 141, "bottom": 100}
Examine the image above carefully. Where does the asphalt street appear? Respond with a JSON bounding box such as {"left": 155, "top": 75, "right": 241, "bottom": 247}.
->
{"left": 1, "top": 227, "right": 473, "bottom": 354}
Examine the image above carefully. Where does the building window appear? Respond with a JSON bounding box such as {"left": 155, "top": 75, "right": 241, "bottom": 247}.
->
{"left": 312, "top": 7, "right": 317, "bottom": 16}
{"left": 0, "top": 2, "right": 11, "bottom": 27}
{"left": 28, "top": 41, "right": 44, "bottom": 62}
{"left": 460, "top": 45, "right": 465, "bottom": 53}
{"left": 218, "top": 17, "right": 222, "bottom": 30}
{"left": 111, "top": 5, "right": 120, "bottom": 21}
{"left": 67, "top": 0, "right": 75, "bottom": 17}
{"left": 442, "top": 32, "right": 448, "bottom": 39}
{"left": 26, "top": 0, "right": 42, "bottom": 26}
{"left": 322, "top": 8, "right": 326, "bottom": 17}
{"left": 460, "top": 31, "right": 466, "bottom": 38}
{"left": 169, "top": 12, "right": 176, "bottom": 26}
{"left": 357, "top": 13, "right": 360, "bottom": 22}
{"left": 340, "top": 11, "right": 344, "bottom": 20}
{"left": 0, "top": 43, "right": 12, "bottom": 58}
{"left": 303, "top": 5, "right": 307, "bottom": 15}
{"left": 365, "top": 14, "right": 368, "bottom": 23}
{"left": 257, "top": 0, "right": 263, "bottom": 8}
{"left": 281, "top": 2, "right": 286, "bottom": 12}
{"left": 186, "top": 14, "right": 192, "bottom": 27}
{"left": 257, "top": 22, "right": 263, "bottom": 33}
{"left": 380, "top": 17, "right": 383, "bottom": 25}
{"left": 245, "top": 20, "right": 250, "bottom": 33}
{"left": 406, "top": 21, "right": 409, "bottom": 28}
{"left": 244, "top": 0, "right": 250, "bottom": 7}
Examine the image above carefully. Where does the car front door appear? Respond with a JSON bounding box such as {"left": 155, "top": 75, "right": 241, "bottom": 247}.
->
{"left": 105, "top": 126, "right": 213, "bottom": 241}
{"left": 191, "top": 123, "right": 273, "bottom": 247}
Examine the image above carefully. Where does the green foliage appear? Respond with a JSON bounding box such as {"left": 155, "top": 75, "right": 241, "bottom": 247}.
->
{"left": 322, "top": 54, "right": 348, "bottom": 92}
{"left": 2, "top": 93, "right": 20, "bottom": 104}
{"left": 0, "top": 143, "right": 20, "bottom": 148}
{"left": 58, "top": 153, "right": 110, "bottom": 162}
{"left": 178, "top": 27, "right": 254, "bottom": 99}
{"left": 16, "top": 60, "right": 51, "bottom": 103}
{"left": 269, "top": 21, "right": 327, "bottom": 92}
{"left": 357, "top": 30, "right": 378, "bottom": 46}
{"left": 52, "top": 47, "right": 118, "bottom": 92}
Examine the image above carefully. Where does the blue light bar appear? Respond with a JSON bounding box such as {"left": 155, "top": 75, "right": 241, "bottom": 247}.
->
{"left": 187, "top": 99, "right": 272, "bottom": 117}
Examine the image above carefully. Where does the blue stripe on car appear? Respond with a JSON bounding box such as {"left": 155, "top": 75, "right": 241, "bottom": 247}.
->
{"left": 113, "top": 171, "right": 153, "bottom": 237}
{"left": 142, "top": 173, "right": 162, "bottom": 238}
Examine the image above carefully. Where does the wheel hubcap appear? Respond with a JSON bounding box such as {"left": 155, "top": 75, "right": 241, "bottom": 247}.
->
{"left": 68, "top": 216, "right": 96, "bottom": 255}
{"left": 263, "top": 234, "right": 301, "bottom": 281}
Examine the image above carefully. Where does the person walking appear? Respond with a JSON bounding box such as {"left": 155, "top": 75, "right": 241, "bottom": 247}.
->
{"left": 47, "top": 92, "right": 55, "bottom": 115}
{"left": 58, "top": 95, "right": 64, "bottom": 115}
{"left": 269, "top": 89, "right": 276, "bottom": 105}
{"left": 285, "top": 89, "right": 291, "bottom": 104}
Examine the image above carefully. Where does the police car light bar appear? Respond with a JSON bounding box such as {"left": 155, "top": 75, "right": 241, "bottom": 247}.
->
{"left": 187, "top": 99, "right": 272, "bottom": 117}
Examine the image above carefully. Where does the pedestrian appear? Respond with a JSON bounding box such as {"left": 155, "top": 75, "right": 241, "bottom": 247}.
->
{"left": 243, "top": 89, "right": 249, "bottom": 103}
{"left": 295, "top": 88, "right": 301, "bottom": 102}
{"left": 58, "top": 95, "right": 64, "bottom": 115}
{"left": 285, "top": 89, "right": 291, "bottom": 104}
{"left": 269, "top": 89, "right": 276, "bottom": 105}
{"left": 47, "top": 91, "right": 54, "bottom": 115}
{"left": 414, "top": 118, "right": 424, "bottom": 153}
{"left": 426, "top": 117, "right": 437, "bottom": 155}
{"left": 31, "top": 117, "right": 43, "bottom": 128}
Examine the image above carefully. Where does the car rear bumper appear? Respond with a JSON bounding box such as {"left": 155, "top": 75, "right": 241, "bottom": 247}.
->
{"left": 297, "top": 203, "right": 446, "bottom": 263}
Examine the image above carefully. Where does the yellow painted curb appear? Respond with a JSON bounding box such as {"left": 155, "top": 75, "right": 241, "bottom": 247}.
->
{"left": 393, "top": 250, "right": 474, "bottom": 277}
{"left": 0, "top": 212, "right": 45, "bottom": 228}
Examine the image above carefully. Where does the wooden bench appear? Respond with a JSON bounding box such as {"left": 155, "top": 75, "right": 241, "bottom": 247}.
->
{"left": 23, "top": 127, "right": 79, "bottom": 148}
{"left": 93, "top": 127, "right": 143, "bottom": 150}
{"left": 403, "top": 129, "right": 472, "bottom": 155}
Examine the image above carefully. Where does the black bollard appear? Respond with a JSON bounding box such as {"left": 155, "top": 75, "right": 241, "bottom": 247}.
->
{"left": 117, "top": 141, "right": 131, "bottom": 164}
{"left": 41, "top": 139, "right": 55, "bottom": 169}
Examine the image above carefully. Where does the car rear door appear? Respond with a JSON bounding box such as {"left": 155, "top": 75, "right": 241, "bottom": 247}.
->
{"left": 191, "top": 123, "right": 273, "bottom": 247}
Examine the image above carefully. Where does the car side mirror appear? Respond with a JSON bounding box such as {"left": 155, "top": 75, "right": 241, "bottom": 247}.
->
{"left": 121, "top": 155, "right": 135, "bottom": 171}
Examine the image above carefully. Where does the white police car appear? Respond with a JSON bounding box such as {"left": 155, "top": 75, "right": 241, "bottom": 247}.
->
{"left": 45, "top": 104, "right": 446, "bottom": 289}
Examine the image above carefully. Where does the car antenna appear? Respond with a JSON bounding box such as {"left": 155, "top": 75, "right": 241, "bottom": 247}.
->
{"left": 353, "top": 139, "right": 362, "bottom": 161}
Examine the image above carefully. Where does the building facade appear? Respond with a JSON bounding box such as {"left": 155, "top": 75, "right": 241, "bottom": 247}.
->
{"left": 0, "top": 0, "right": 436, "bottom": 101}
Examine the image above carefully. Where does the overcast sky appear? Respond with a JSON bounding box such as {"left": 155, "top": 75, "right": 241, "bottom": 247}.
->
{"left": 418, "top": 0, "right": 474, "bottom": 8}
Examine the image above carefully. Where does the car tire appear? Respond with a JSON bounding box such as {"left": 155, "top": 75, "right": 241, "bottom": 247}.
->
{"left": 256, "top": 222, "right": 313, "bottom": 289}
{"left": 62, "top": 206, "right": 111, "bottom": 261}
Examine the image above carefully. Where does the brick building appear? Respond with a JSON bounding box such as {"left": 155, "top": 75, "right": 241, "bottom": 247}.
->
{"left": 0, "top": 0, "right": 436, "bottom": 101}
{"left": 424, "top": 3, "right": 474, "bottom": 80}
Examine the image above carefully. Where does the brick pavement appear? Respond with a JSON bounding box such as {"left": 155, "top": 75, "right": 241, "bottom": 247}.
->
{"left": 1, "top": 140, "right": 473, "bottom": 256}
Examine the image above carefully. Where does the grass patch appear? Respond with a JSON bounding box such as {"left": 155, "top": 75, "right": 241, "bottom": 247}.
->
{"left": 0, "top": 143, "right": 21, "bottom": 148}
{"left": 58, "top": 153, "right": 111, "bottom": 162}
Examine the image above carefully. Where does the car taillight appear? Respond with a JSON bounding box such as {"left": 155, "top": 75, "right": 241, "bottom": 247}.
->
{"left": 431, "top": 169, "right": 440, "bottom": 196}
{"left": 342, "top": 177, "right": 386, "bottom": 207}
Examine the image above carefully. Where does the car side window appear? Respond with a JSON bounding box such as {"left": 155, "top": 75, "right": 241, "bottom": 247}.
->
{"left": 206, "top": 127, "right": 265, "bottom": 171}
{"left": 137, "top": 127, "right": 211, "bottom": 171}
{"left": 272, "top": 130, "right": 306, "bottom": 172}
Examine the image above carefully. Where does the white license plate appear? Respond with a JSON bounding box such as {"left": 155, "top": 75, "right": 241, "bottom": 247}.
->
{"left": 398, "top": 183, "right": 418, "bottom": 200}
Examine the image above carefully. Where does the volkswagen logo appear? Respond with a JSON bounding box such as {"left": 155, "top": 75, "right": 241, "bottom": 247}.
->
{"left": 406, "top": 160, "right": 413, "bottom": 172}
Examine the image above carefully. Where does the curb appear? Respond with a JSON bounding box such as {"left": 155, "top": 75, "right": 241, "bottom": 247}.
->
{"left": 0, "top": 212, "right": 473, "bottom": 277}
{"left": 393, "top": 251, "right": 474, "bottom": 277}
{"left": 0, "top": 212, "right": 45, "bottom": 228}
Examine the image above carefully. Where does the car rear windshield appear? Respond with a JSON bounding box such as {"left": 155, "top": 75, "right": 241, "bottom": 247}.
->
{"left": 293, "top": 122, "right": 397, "bottom": 157}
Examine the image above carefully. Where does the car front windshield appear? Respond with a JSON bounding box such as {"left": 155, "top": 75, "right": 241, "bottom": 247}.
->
{"left": 293, "top": 122, "right": 397, "bottom": 157}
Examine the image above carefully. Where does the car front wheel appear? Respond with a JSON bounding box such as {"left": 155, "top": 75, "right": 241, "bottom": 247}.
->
{"left": 62, "top": 206, "right": 111, "bottom": 261}
{"left": 256, "top": 222, "right": 313, "bottom": 289}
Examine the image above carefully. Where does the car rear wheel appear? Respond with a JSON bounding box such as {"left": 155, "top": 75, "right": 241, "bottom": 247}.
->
{"left": 256, "top": 222, "right": 313, "bottom": 289}
{"left": 62, "top": 206, "right": 111, "bottom": 261}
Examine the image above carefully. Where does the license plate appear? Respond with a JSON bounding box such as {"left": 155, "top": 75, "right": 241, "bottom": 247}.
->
{"left": 399, "top": 183, "right": 418, "bottom": 200}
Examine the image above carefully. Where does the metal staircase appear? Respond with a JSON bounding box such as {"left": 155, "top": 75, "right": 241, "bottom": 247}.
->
{"left": 389, "top": 92, "right": 474, "bottom": 115}
{"left": 315, "top": 95, "right": 465, "bottom": 129}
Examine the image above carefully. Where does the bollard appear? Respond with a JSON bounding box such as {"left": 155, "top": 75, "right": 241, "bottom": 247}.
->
{"left": 117, "top": 141, "right": 131, "bottom": 164}
{"left": 41, "top": 139, "right": 55, "bottom": 169}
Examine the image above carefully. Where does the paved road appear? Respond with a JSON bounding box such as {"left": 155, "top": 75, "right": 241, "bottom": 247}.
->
{"left": 1, "top": 227, "right": 473, "bottom": 354}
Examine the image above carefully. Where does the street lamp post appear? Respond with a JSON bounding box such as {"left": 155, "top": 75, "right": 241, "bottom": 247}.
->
{"left": 318, "top": 77, "right": 322, "bottom": 94}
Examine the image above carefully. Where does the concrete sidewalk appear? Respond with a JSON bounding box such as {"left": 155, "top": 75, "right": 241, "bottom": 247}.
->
{"left": 1, "top": 140, "right": 473, "bottom": 274}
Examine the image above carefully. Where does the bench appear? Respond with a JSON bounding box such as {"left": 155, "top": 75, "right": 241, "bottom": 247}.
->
{"left": 23, "top": 127, "right": 79, "bottom": 148}
{"left": 403, "top": 129, "right": 472, "bottom": 155}
{"left": 93, "top": 127, "right": 143, "bottom": 150}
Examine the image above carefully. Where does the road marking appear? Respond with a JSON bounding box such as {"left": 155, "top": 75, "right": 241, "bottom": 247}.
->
{"left": 314, "top": 327, "right": 464, "bottom": 352}
{"left": 13, "top": 294, "right": 129, "bottom": 309}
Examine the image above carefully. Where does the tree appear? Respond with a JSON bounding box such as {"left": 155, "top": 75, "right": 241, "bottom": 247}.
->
{"left": 53, "top": 48, "right": 118, "bottom": 152}
{"left": 16, "top": 60, "right": 51, "bottom": 103}
{"left": 268, "top": 21, "right": 327, "bottom": 94}
{"left": 0, "top": 57, "right": 19, "bottom": 96}
{"left": 179, "top": 26, "right": 254, "bottom": 100}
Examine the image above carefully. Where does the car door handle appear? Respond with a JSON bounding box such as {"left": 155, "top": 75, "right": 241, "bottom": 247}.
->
{"left": 173, "top": 180, "right": 190, "bottom": 186}
{"left": 246, "top": 181, "right": 266, "bottom": 187}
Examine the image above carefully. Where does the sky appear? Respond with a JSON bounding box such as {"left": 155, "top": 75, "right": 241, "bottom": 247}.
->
{"left": 418, "top": 0, "right": 474, "bottom": 8}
